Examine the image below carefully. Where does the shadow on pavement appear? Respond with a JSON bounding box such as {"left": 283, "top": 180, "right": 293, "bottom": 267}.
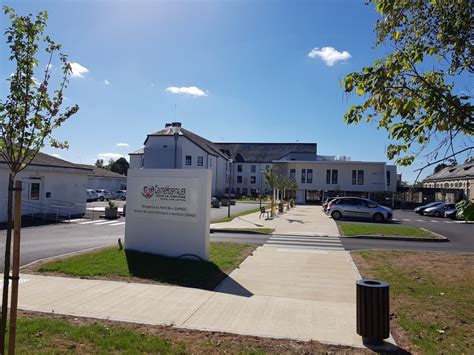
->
{"left": 125, "top": 249, "right": 253, "bottom": 297}
{"left": 364, "top": 341, "right": 411, "bottom": 354}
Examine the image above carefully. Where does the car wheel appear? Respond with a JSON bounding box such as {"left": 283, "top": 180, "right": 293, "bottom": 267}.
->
{"left": 434, "top": 211, "right": 441, "bottom": 217}
{"left": 373, "top": 213, "right": 384, "bottom": 223}
{"left": 99, "top": 196, "right": 105, "bottom": 201}
{"left": 331, "top": 211, "right": 342, "bottom": 220}
{"left": 121, "top": 196, "right": 126, "bottom": 201}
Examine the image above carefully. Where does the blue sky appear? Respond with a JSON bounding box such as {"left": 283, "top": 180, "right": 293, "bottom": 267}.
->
{"left": 1, "top": 0, "right": 471, "bottom": 182}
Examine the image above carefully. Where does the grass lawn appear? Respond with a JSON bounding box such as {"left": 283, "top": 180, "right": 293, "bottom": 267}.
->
{"left": 339, "top": 223, "right": 437, "bottom": 238}
{"left": 352, "top": 251, "right": 474, "bottom": 353}
{"left": 212, "top": 227, "right": 274, "bottom": 234}
{"left": 212, "top": 207, "right": 263, "bottom": 223}
{"left": 13, "top": 312, "right": 365, "bottom": 354}
{"left": 37, "top": 242, "right": 255, "bottom": 290}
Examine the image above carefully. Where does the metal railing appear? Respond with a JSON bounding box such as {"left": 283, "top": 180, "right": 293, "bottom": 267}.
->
{"left": 21, "top": 199, "right": 86, "bottom": 223}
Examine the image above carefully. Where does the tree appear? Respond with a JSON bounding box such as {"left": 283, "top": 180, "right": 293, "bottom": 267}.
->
{"left": 0, "top": 6, "right": 78, "bottom": 351}
{"left": 342, "top": 0, "right": 473, "bottom": 175}
{"left": 110, "top": 157, "right": 130, "bottom": 175}
{"left": 95, "top": 158, "right": 104, "bottom": 168}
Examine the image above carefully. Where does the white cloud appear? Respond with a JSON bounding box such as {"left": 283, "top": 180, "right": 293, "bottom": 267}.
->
{"left": 104, "top": 79, "right": 111, "bottom": 85}
{"left": 51, "top": 153, "right": 61, "bottom": 158}
{"left": 97, "top": 152, "right": 126, "bottom": 161}
{"left": 116, "top": 143, "right": 129, "bottom": 147}
{"left": 46, "top": 64, "right": 53, "bottom": 70}
{"left": 308, "top": 46, "right": 351, "bottom": 66}
{"left": 150, "top": 82, "right": 155, "bottom": 88}
{"left": 166, "top": 86, "right": 207, "bottom": 97}
{"left": 69, "top": 62, "right": 89, "bottom": 78}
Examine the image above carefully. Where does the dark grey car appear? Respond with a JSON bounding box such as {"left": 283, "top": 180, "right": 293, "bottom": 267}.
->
{"left": 328, "top": 197, "right": 393, "bottom": 223}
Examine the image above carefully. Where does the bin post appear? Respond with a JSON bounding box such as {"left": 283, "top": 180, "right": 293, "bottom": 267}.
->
{"left": 356, "top": 279, "right": 389, "bottom": 345}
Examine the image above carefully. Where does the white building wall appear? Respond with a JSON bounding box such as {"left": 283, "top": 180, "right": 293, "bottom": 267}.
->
{"left": 87, "top": 176, "right": 127, "bottom": 192}
{"left": 140, "top": 135, "right": 226, "bottom": 196}
{"left": 0, "top": 165, "right": 88, "bottom": 223}
{"left": 129, "top": 154, "right": 143, "bottom": 169}
{"left": 231, "top": 162, "right": 272, "bottom": 195}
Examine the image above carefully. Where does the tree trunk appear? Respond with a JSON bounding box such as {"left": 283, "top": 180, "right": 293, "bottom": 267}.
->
{"left": 0, "top": 173, "right": 15, "bottom": 353}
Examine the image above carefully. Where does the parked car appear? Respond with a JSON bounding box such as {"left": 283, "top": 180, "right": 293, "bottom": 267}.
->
{"left": 444, "top": 208, "right": 460, "bottom": 219}
{"left": 211, "top": 197, "right": 221, "bottom": 208}
{"left": 423, "top": 203, "right": 456, "bottom": 217}
{"left": 220, "top": 198, "right": 236, "bottom": 206}
{"left": 114, "top": 190, "right": 127, "bottom": 200}
{"left": 328, "top": 197, "right": 393, "bottom": 223}
{"left": 94, "top": 189, "right": 112, "bottom": 201}
{"left": 322, "top": 197, "right": 338, "bottom": 212}
{"left": 86, "top": 189, "right": 98, "bottom": 202}
{"left": 414, "top": 201, "right": 443, "bottom": 214}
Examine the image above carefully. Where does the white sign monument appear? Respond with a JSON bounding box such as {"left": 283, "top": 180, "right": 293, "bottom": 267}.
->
{"left": 125, "top": 169, "right": 211, "bottom": 260}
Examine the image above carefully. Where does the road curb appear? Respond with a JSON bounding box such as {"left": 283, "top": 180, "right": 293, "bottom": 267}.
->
{"left": 210, "top": 229, "right": 272, "bottom": 235}
{"left": 342, "top": 234, "right": 449, "bottom": 242}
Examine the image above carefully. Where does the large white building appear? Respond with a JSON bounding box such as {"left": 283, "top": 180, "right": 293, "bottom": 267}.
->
{"left": 0, "top": 152, "right": 90, "bottom": 223}
{"left": 130, "top": 122, "right": 399, "bottom": 204}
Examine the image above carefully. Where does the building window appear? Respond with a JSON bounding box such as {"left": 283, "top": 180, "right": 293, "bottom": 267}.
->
{"left": 209, "top": 158, "right": 212, "bottom": 167}
{"left": 357, "top": 170, "right": 364, "bottom": 185}
{"left": 251, "top": 165, "right": 256, "bottom": 173}
{"left": 386, "top": 171, "right": 391, "bottom": 186}
{"left": 352, "top": 170, "right": 357, "bottom": 185}
{"left": 242, "top": 188, "right": 248, "bottom": 195}
{"left": 237, "top": 164, "right": 242, "bottom": 172}
{"left": 290, "top": 169, "right": 296, "bottom": 179}
{"left": 237, "top": 176, "right": 242, "bottom": 184}
{"left": 185, "top": 155, "right": 192, "bottom": 165}
{"left": 250, "top": 176, "right": 256, "bottom": 184}
{"left": 266, "top": 165, "right": 270, "bottom": 170}
{"left": 307, "top": 169, "right": 313, "bottom": 184}
{"left": 332, "top": 170, "right": 338, "bottom": 184}
{"left": 30, "top": 182, "right": 40, "bottom": 200}
{"left": 326, "top": 170, "right": 331, "bottom": 184}
{"left": 301, "top": 169, "right": 306, "bottom": 183}
{"left": 197, "top": 156, "right": 203, "bottom": 166}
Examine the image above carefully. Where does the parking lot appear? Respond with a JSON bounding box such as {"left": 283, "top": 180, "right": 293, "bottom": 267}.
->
{"left": 336, "top": 209, "right": 474, "bottom": 253}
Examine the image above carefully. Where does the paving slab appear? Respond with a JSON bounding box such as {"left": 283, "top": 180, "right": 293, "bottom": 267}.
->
{"left": 182, "top": 292, "right": 362, "bottom": 346}
{"left": 18, "top": 274, "right": 213, "bottom": 326}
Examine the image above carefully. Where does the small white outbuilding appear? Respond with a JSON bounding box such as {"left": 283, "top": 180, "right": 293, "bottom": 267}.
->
{"left": 0, "top": 152, "right": 92, "bottom": 223}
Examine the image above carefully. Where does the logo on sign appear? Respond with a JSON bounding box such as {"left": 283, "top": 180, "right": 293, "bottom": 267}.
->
{"left": 141, "top": 185, "right": 187, "bottom": 201}
{"left": 142, "top": 185, "right": 155, "bottom": 199}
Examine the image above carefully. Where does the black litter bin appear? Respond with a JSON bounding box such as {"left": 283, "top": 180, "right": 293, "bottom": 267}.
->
{"left": 356, "top": 279, "right": 389, "bottom": 345}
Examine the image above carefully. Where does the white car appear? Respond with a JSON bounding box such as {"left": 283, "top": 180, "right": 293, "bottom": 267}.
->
{"left": 94, "top": 189, "right": 112, "bottom": 201}
{"left": 115, "top": 190, "right": 127, "bottom": 200}
{"left": 86, "top": 189, "right": 98, "bottom": 202}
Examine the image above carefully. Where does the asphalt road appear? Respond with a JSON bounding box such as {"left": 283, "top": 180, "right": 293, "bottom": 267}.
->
{"left": 0, "top": 217, "right": 266, "bottom": 272}
{"left": 339, "top": 209, "right": 474, "bottom": 253}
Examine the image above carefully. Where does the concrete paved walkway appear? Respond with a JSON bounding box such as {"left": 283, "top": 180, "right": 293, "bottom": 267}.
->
{"left": 212, "top": 205, "right": 340, "bottom": 236}
{"left": 11, "top": 206, "right": 388, "bottom": 347}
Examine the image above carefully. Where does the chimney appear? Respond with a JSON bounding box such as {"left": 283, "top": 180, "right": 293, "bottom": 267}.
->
{"left": 171, "top": 122, "right": 182, "bottom": 128}
{"left": 165, "top": 123, "right": 172, "bottom": 127}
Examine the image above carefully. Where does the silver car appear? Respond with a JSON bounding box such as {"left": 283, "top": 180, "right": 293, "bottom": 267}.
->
{"left": 328, "top": 197, "right": 393, "bottom": 223}
{"left": 114, "top": 190, "right": 127, "bottom": 200}
{"left": 94, "top": 189, "right": 112, "bottom": 201}
{"left": 423, "top": 203, "right": 456, "bottom": 217}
